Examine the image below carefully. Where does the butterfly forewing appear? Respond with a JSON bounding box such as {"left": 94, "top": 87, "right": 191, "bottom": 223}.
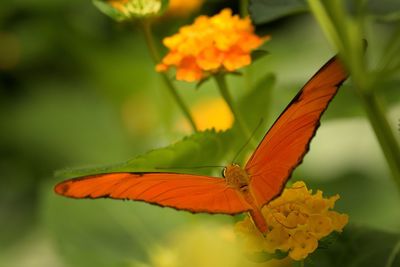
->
{"left": 55, "top": 172, "right": 252, "bottom": 214}
{"left": 245, "top": 56, "right": 347, "bottom": 208}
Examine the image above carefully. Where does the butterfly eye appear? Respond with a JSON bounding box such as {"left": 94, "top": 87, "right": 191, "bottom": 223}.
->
{"left": 222, "top": 167, "right": 227, "bottom": 178}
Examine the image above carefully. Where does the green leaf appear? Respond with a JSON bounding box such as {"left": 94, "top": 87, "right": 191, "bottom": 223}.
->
{"left": 249, "top": 0, "right": 400, "bottom": 25}
{"left": 306, "top": 225, "right": 400, "bottom": 267}
{"left": 195, "top": 76, "right": 211, "bottom": 89}
{"left": 92, "top": 0, "right": 127, "bottom": 21}
{"left": 367, "top": 0, "right": 400, "bottom": 21}
{"left": 251, "top": 50, "right": 270, "bottom": 62}
{"left": 56, "top": 129, "right": 234, "bottom": 179}
{"left": 229, "top": 73, "right": 275, "bottom": 164}
{"left": 246, "top": 250, "right": 288, "bottom": 263}
{"left": 228, "top": 71, "right": 244, "bottom": 76}
{"left": 238, "top": 73, "right": 276, "bottom": 130}
{"left": 249, "top": 0, "right": 308, "bottom": 24}
{"left": 318, "top": 231, "right": 340, "bottom": 249}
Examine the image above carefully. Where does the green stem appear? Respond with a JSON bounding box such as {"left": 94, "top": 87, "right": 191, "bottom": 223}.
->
{"left": 357, "top": 90, "right": 400, "bottom": 190}
{"left": 239, "top": 0, "right": 252, "bottom": 90}
{"left": 140, "top": 20, "right": 198, "bottom": 132}
{"left": 240, "top": 0, "right": 249, "bottom": 17}
{"left": 213, "top": 74, "right": 251, "bottom": 139}
{"left": 386, "top": 239, "right": 400, "bottom": 267}
{"left": 306, "top": 0, "right": 345, "bottom": 53}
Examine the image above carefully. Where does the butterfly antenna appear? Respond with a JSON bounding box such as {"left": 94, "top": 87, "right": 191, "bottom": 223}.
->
{"left": 232, "top": 118, "right": 264, "bottom": 163}
{"left": 155, "top": 165, "right": 225, "bottom": 170}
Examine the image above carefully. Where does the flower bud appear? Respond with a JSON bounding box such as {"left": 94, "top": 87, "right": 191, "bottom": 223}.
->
{"left": 93, "top": 0, "right": 168, "bottom": 21}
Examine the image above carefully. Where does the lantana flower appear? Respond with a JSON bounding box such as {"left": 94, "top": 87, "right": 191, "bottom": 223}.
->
{"left": 235, "top": 181, "right": 348, "bottom": 261}
{"left": 156, "top": 8, "right": 269, "bottom": 82}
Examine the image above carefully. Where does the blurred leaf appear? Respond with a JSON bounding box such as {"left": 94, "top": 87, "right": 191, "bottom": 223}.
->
{"left": 228, "top": 71, "right": 244, "bottom": 76}
{"left": 318, "top": 232, "right": 340, "bottom": 249}
{"left": 196, "top": 76, "right": 211, "bottom": 89}
{"left": 379, "top": 25, "right": 400, "bottom": 73}
{"left": 238, "top": 73, "right": 276, "bottom": 130}
{"left": 249, "top": 0, "right": 308, "bottom": 24}
{"left": 367, "top": 0, "right": 400, "bottom": 21}
{"left": 93, "top": 0, "right": 129, "bottom": 21}
{"left": 56, "top": 129, "right": 234, "bottom": 179}
{"left": 306, "top": 225, "right": 400, "bottom": 267}
{"left": 246, "top": 250, "right": 288, "bottom": 263}
{"left": 249, "top": 0, "right": 400, "bottom": 24}
{"left": 251, "top": 50, "right": 270, "bottom": 62}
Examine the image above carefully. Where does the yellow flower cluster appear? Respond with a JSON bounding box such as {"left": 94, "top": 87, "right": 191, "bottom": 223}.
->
{"left": 235, "top": 181, "right": 348, "bottom": 261}
{"left": 156, "top": 9, "right": 268, "bottom": 82}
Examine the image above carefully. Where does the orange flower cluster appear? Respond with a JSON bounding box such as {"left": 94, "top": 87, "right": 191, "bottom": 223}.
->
{"left": 235, "top": 181, "right": 348, "bottom": 261}
{"left": 156, "top": 9, "right": 268, "bottom": 82}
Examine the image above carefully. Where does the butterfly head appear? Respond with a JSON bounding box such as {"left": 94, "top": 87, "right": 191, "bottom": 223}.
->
{"left": 223, "top": 163, "right": 249, "bottom": 189}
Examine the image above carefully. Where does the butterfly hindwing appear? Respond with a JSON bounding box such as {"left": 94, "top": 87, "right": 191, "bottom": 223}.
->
{"left": 245, "top": 56, "right": 347, "bottom": 208}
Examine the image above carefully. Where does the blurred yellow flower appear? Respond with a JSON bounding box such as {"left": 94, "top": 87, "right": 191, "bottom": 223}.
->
{"left": 179, "top": 98, "right": 234, "bottom": 132}
{"left": 235, "top": 181, "right": 348, "bottom": 261}
{"left": 132, "top": 224, "right": 292, "bottom": 267}
{"left": 165, "top": 0, "right": 204, "bottom": 17}
{"left": 193, "top": 98, "right": 234, "bottom": 130}
{"left": 156, "top": 8, "right": 268, "bottom": 82}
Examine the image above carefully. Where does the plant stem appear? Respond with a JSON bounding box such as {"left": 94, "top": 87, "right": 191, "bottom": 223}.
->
{"left": 357, "top": 90, "right": 400, "bottom": 189}
{"left": 386, "top": 239, "right": 400, "bottom": 267}
{"left": 213, "top": 74, "right": 251, "bottom": 139}
{"left": 140, "top": 20, "right": 198, "bottom": 132}
{"left": 239, "top": 0, "right": 253, "bottom": 90}
{"left": 240, "top": 0, "right": 249, "bottom": 17}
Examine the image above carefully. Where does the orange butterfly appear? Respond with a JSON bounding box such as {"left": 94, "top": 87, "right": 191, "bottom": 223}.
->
{"left": 55, "top": 56, "right": 347, "bottom": 233}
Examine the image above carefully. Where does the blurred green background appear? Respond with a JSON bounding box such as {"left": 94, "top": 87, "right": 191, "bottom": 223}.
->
{"left": 1, "top": 0, "right": 399, "bottom": 266}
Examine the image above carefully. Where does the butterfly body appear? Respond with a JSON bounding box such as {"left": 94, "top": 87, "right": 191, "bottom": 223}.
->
{"left": 223, "top": 163, "right": 268, "bottom": 232}
{"left": 55, "top": 56, "right": 347, "bottom": 234}
{"left": 224, "top": 163, "right": 250, "bottom": 190}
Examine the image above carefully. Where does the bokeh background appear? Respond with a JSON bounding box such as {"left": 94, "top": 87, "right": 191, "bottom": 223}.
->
{"left": 1, "top": 0, "right": 399, "bottom": 266}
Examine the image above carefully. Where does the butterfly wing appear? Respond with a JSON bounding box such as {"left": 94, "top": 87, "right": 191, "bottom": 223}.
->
{"left": 55, "top": 172, "right": 252, "bottom": 214}
{"left": 245, "top": 56, "right": 347, "bottom": 208}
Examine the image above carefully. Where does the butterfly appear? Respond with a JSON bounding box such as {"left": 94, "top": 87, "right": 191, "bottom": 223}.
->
{"left": 54, "top": 55, "right": 347, "bottom": 233}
